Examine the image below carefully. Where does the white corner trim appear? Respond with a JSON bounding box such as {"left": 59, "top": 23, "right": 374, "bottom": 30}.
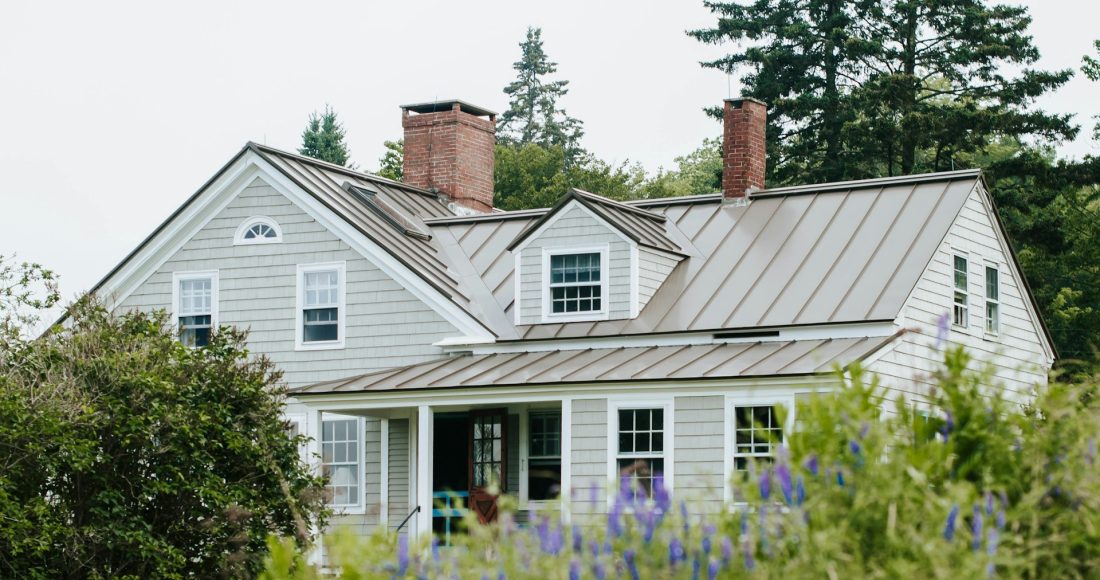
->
{"left": 721, "top": 393, "right": 796, "bottom": 503}
{"left": 606, "top": 397, "right": 675, "bottom": 499}
{"left": 560, "top": 397, "right": 573, "bottom": 522}
{"left": 380, "top": 417, "right": 390, "bottom": 528}
{"left": 629, "top": 244, "right": 640, "bottom": 319}
{"left": 295, "top": 261, "right": 347, "bottom": 351}
{"left": 540, "top": 244, "right": 611, "bottom": 324}
{"left": 170, "top": 269, "right": 219, "bottom": 332}
{"left": 513, "top": 251, "right": 523, "bottom": 326}
{"left": 233, "top": 215, "right": 283, "bottom": 245}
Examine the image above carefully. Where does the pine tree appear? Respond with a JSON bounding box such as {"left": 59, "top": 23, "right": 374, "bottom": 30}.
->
{"left": 298, "top": 105, "right": 353, "bottom": 167}
{"left": 1083, "top": 40, "right": 1100, "bottom": 139}
{"left": 375, "top": 139, "right": 403, "bottom": 181}
{"left": 690, "top": 0, "right": 1076, "bottom": 183}
{"left": 499, "top": 27, "right": 585, "bottom": 164}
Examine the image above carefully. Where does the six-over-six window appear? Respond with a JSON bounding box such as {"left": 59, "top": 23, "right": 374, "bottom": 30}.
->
{"left": 617, "top": 407, "right": 665, "bottom": 497}
{"left": 321, "top": 417, "right": 361, "bottom": 507}
{"left": 549, "top": 252, "right": 602, "bottom": 314}
{"left": 733, "top": 405, "right": 783, "bottom": 473}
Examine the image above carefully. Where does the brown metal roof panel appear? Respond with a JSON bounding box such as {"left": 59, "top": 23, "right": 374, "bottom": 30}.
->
{"left": 721, "top": 194, "right": 843, "bottom": 328}
{"left": 698, "top": 341, "right": 786, "bottom": 377}
{"left": 739, "top": 339, "right": 826, "bottom": 375}
{"left": 528, "top": 347, "right": 633, "bottom": 383}
{"left": 630, "top": 344, "right": 727, "bottom": 379}
{"left": 434, "top": 352, "right": 527, "bottom": 386}
{"left": 756, "top": 189, "right": 878, "bottom": 327}
{"left": 489, "top": 349, "right": 585, "bottom": 385}
{"left": 773, "top": 337, "right": 860, "bottom": 374}
{"left": 457, "top": 350, "right": 559, "bottom": 386}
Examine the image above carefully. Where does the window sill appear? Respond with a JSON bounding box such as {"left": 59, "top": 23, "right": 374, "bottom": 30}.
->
{"left": 540, "top": 311, "right": 610, "bottom": 324}
{"left": 328, "top": 505, "right": 366, "bottom": 516}
{"left": 296, "top": 341, "right": 346, "bottom": 351}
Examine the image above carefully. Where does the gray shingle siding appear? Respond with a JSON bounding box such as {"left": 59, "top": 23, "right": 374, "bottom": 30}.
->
{"left": 117, "top": 177, "right": 460, "bottom": 387}
{"left": 388, "top": 419, "right": 410, "bottom": 533}
{"left": 569, "top": 398, "right": 609, "bottom": 518}
{"left": 517, "top": 204, "right": 633, "bottom": 324}
{"left": 638, "top": 248, "right": 680, "bottom": 314}
{"left": 673, "top": 396, "right": 725, "bottom": 515}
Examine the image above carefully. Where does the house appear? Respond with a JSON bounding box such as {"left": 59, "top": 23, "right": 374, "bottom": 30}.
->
{"left": 93, "top": 97, "right": 1054, "bottom": 546}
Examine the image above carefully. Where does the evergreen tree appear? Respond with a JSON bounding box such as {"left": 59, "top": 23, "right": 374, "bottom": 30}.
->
{"left": 690, "top": 0, "right": 1076, "bottom": 183}
{"left": 375, "top": 139, "right": 403, "bottom": 181}
{"left": 298, "top": 104, "right": 353, "bottom": 167}
{"left": 499, "top": 27, "right": 586, "bottom": 164}
{"left": 1083, "top": 40, "right": 1100, "bottom": 139}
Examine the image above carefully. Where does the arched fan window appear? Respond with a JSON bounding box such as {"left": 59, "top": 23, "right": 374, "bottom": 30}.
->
{"left": 234, "top": 216, "right": 283, "bottom": 245}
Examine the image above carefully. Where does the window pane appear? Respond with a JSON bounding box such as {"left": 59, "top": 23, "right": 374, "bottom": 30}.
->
{"left": 619, "top": 409, "right": 634, "bottom": 431}
{"left": 303, "top": 308, "right": 339, "bottom": 342}
{"left": 732, "top": 406, "right": 784, "bottom": 473}
{"left": 179, "top": 315, "right": 212, "bottom": 347}
{"left": 985, "top": 267, "right": 999, "bottom": 300}
{"left": 179, "top": 278, "right": 212, "bottom": 316}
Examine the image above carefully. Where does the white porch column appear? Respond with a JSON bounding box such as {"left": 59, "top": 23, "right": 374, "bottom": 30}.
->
{"left": 306, "top": 408, "right": 324, "bottom": 567}
{"left": 560, "top": 398, "right": 572, "bottom": 523}
{"left": 415, "top": 405, "right": 434, "bottom": 540}
{"left": 380, "top": 417, "right": 390, "bottom": 529}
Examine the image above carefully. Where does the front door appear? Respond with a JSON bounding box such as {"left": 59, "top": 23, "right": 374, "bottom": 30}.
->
{"left": 468, "top": 408, "right": 507, "bottom": 523}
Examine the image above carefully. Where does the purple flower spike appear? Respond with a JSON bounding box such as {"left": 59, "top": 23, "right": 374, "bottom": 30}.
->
{"left": 721, "top": 536, "right": 733, "bottom": 563}
{"left": 936, "top": 311, "right": 951, "bottom": 348}
{"left": 625, "top": 550, "right": 640, "bottom": 580}
{"left": 859, "top": 421, "right": 870, "bottom": 439}
{"left": 431, "top": 537, "right": 441, "bottom": 562}
{"left": 397, "top": 534, "right": 410, "bottom": 575}
{"left": 985, "top": 491, "right": 994, "bottom": 516}
{"left": 692, "top": 557, "right": 702, "bottom": 580}
{"left": 654, "top": 474, "right": 672, "bottom": 514}
{"left": 758, "top": 467, "right": 772, "bottom": 500}
{"left": 608, "top": 501, "right": 624, "bottom": 538}
{"left": 987, "top": 527, "right": 999, "bottom": 556}
{"left": 742, "top": 537, "right": 755, "bottom": 571}
{"left": 620, "top": 475, "right": 634, "bottom": 505}
{"left": 594, "top": 561, "right": 606, "bottom": 580}
{"left": 776, "top": 462, "right": 793, "bottom": 505}
{"left": 643, "top": 511, "right": 657, "bottom": 543}
{"left": 972, "top": 505, "right": 984, "bottom": 551}
{"left": 708, "top": 558, "right": 720, "bottom": 580}
{"left": 569, "top": 559, "right": 581, "bottom": 580}
{"left": 944, "top": 504, "right": 959, "bottom": 541}
{"left": 941, "top": 411, "right": 954, "bottom": 443}
{"left": 804, "top": 454, "right": 819, "bottom": 477}
{"left": 589, "top": 539, "right": 599, "bottom": 559}
{"left": 836, "top": 469, "right": 845, "bottom": 487}
{"left": 740, "top": 511, "right": 749, "bottom": 536}
{"left": 849, "top": 439, "right": 862, "bottom": 456}
{"left": 996, "top": 509, "right": 1005, "bottom": 531}
{"left": 572, "top": 524, "right": 583, "bottom": 553}
{"left": 701, "top": 534, "right": 712, "bottom": 555}
{"left": 796, "top": 476, "right": 806, "bottom": 506}
{"left": 669, "top": 537, "right": 686, "bottom": 566}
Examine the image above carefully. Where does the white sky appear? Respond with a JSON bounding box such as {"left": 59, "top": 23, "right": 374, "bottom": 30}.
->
{"left": 1, "top": 0, "right": 1097, "bottom": 303}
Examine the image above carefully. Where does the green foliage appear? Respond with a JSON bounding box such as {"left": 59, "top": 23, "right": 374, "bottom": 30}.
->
{"left": 375, "top": 139, "right": 403, "bottom": 181}
{"left": 0, "top": 299, "right": 327, "bottom": 578}
{"left": 299, "top": 105, "right": 353, "bottom": 167}
{"left": 635, "top": 137, "right": 724, "bottom": 199}
{"left": 499, "top": 27, "right": 586, "bottom": 164}
{"left": 690, "top": 0, "right": 1076, "bottom": 184}
{"left": 263, "top": 348, "right": 1100, "bottom": 578}
{"left": 494, "top": 142, "right": 646, "bottom": 210}
{"left": 0, "top": 254, "right": 58, "bottom": 343}
{"left": 1083, "top": 40, "right": 1100, "bottom": 140}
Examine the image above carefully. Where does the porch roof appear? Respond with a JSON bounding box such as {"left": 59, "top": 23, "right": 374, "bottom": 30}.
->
{"left": 290, "top": 335, "right": 897, "bottom": 395}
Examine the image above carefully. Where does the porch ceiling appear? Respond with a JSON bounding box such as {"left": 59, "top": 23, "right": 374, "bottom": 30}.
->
{"left": 290, "top": 335, "right": 898, "bottom": 395}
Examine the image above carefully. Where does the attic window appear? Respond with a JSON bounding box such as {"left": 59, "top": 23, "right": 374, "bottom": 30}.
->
{"left": 235, "top": 216, "right": 282, "bottom": 245}
{"left": 541, "top": 246, "right": 610, "bottom": 322}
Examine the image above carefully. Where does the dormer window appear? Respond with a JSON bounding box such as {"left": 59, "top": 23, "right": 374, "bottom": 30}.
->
{"left": 542, "top": 246, "right": 609, "bottom": 322}
{"left": 234, "top": 216, "right": 282, "bottom": 245}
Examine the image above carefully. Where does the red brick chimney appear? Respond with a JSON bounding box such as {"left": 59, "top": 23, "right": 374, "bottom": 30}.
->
{"left": 401, "top": 100, "right": 496, "bottom": 213}
{"left": 722, "top": 97, "right": 767, "bottom": 199}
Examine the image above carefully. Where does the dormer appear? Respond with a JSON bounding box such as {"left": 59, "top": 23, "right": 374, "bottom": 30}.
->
{"left": 507, "top": 189, "right": 685, "bottom": 325}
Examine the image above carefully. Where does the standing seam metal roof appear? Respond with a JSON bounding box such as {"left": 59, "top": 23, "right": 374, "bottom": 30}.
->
{"left": 290, "top": 336, "right": 895, "bottom": 394}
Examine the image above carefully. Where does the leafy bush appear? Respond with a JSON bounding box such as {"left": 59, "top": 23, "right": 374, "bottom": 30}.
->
{"left": 263, "top": 347, "right": 1100, "bottom": 578}
{"left": 0, "top": 300, "right": 327, "bottom": 578}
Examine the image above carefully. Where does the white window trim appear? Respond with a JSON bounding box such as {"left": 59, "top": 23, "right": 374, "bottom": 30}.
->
{"left": 952, "top": 252, "right": 969, "bottom": 329}
{"left": 985, "top": 262, "right": 1000, "bottom": 337}
{"left": 234, "top": 215, "right": 283, "bottom": 245}
{"left": 320, "top": 414, "right": 366, "bottom": 514}
{"left": 522, "top": 406, "right": 564, "bottom": 510}
{"left": 285, "top": 412, "right": 308, "bottom": 465}
{"left": 606, "top": 397, "right": 675, "bottom": 501}
{"left": 541, "top": 244, "right": 611, "bottom": 323}
{"left": 295, "top": 261, "right": 347, "bottom": 351}
{"left": 170, "top": 270, "right": 219, "bottom": 341}
{"left": 722, "top": 393, "right": 795, "bottom": 503}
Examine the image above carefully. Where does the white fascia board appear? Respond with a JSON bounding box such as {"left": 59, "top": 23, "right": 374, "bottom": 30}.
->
{"left": 290, "top": 374, "right": 838, "bottom": 413}
{"left": 445, "top": 320, "right": 897, "bottom": 355}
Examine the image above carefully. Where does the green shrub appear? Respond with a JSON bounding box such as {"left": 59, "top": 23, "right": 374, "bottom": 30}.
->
{"left": 263, "top": 347, "right": 1100, "bottom": 578}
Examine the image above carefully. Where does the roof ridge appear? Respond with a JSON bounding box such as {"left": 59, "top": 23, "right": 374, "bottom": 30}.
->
{"left": 752, "top": 168, "right": 982, "bottom": 198}
{"left": 571, "top": 188, "right": 666, "bottom": 222}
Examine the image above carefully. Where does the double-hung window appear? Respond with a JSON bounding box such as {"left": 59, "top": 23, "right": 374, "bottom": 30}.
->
{"left": 543, "top": 247, "right": 608, "bottom": 321}
{"left": 173, "top": 271, "right": 217, "bottom": 347}
{"left": 732, "top": 405, "right": 783, "bottom": 473}
{"left": 527, "top": 410, "right": 562, "bottom": 501}
{"left": 985, "top": 265, "right": 1000, "bottom": 335}
{"left": 953, "top": 254, "right": 969, "bottom": 327}
{"left": 297, "top": 262, "right": 345, "bottom": 349}
{"left": 616, "top": 407, "right": 665, "bottom": 497}
{"left": 321, "top": 417, "right": 361, "bottom": 508}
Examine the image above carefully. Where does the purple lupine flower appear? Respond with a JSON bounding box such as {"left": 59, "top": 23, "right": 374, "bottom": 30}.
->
{"left": 936, "top": 311, "right": 951, "bottom": 348}
{"left": 849, "top": 439, "right": 862, "bottom": 456}
{"left": 721, "top": 536, "right": 733, "bottom": 564}
{"left": 941, "top": 411, "right": 954, "bottom": 443}
{"left": 708, "top": 558, "right": 720, "bottom": 580}
{"left": 972, "top": 505, "right": 984, "bottom": 551}
{"left": 608, "top": 500, "right": 624, "bottom": 538}
{"left": 776, "top": 462, "right": 793, "bottom": 505}
{"left": 569, "top": 558, "right": 581, "bottom": 580}
{"left": 572, "top": 524, "right": 583, "bottom": 553}
{"left": 758, "top": 467, "right": 772, "bottom": 500}
{"left": 996, "top": 509, "right": 1005, "bottom": 531}
{"left": 859, "top": 421, "right": 870, "bottom": 439}
{"left": 588, "top": 539, "right": 599, "bottom": 559}
{"left": 499, "top": 572, "right": 506, "bottom": 580}
{"left": 985, "top": 491, "right": 994, "bottom": 516}
{"left": 681, "top": 500, "right": 690, "bottom": 534}
{"left": 620, "top": 474, "right": 634, "bottom": 505}
{"left": 701, "top": 534, "right": 712, "bottom": 555}
{"left": 944, "top": 505, "right": 959, "bottom": 541}
{"left": 669, "top": 537, "right": 686, "bottom": 566}
{"left": 654, "top": 474, "right": 672, "bottom": 514}
{"left": 692, "top": 556, "right": 701, "bottom": 580}
{"left": 625, "top": 550, "right": 640, "bottom": 580}
{"left": 987, "top": 527, "right": 999, "bottom": 556}
{"left": 431, "top": 537, "right": 441, "bottom": 562}
{"left": 796, "top": 476, "right": 806, "bottom": 507}
{"left": 804, "top": 454, "right": 820, "bottom": 476}
{"left": 836, "top": 469, "right": 845, "bottom": 487}
{"left": 643, "top": 510, "right": 658, "bottom": 543}
{"left": 594, "top": 561, "right": 607, "bottom": 580}
{"left": 740, "top": 511, "right": 749, "bottom": 536}
{"left": 742, "top": 537, "right": 755, "bottom": 571}
{"left": 397, "top": 534, "right": 410, "bottom": 575}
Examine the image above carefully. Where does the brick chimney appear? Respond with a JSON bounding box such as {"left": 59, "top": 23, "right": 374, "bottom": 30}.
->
{"left": 722, "top": 97, "right": 767, "bottom": 199}
{"left": 401, "top": 100, "right": 496, "bottom": 213}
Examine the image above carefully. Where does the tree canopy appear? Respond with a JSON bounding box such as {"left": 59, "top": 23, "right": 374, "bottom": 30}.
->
{"left": 690, "top": 0, "right": 1076, "bottom": 185}
{"left": 299, "top": 105, "right": 353, "bottom": 167}
{"left": 498, "top": 27, "right": 586, "bottom": 164}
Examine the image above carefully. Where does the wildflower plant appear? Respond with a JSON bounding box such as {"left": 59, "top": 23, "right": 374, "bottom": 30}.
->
{"left": 263, "top": 346, "right": 1100, "bottom": 578}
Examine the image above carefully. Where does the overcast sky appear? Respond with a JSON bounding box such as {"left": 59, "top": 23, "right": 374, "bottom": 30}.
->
{"left": 1, "top": 0, "right": 1097, "bottom": 304}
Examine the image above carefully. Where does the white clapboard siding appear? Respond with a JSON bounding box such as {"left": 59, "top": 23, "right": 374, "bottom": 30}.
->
{"left": 638, "top": 248, "right": 681, "bottom": 314}
{"left": 518, "top": 205, "right": 633, "bottom": 324}
{"left": 673, "top": 395, "right": 725, "bottom": 516}
{"left": 868, "top": 184, "right": 1050, "bottom": 405}
{"left": 118, "top": 177, "right": 459, "bottom": 387}
{"left": 569, "top": 398, "right": 609, "bottom": 519}
{"left": 388, "top": 419, "right": 411, "bottom": 534}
